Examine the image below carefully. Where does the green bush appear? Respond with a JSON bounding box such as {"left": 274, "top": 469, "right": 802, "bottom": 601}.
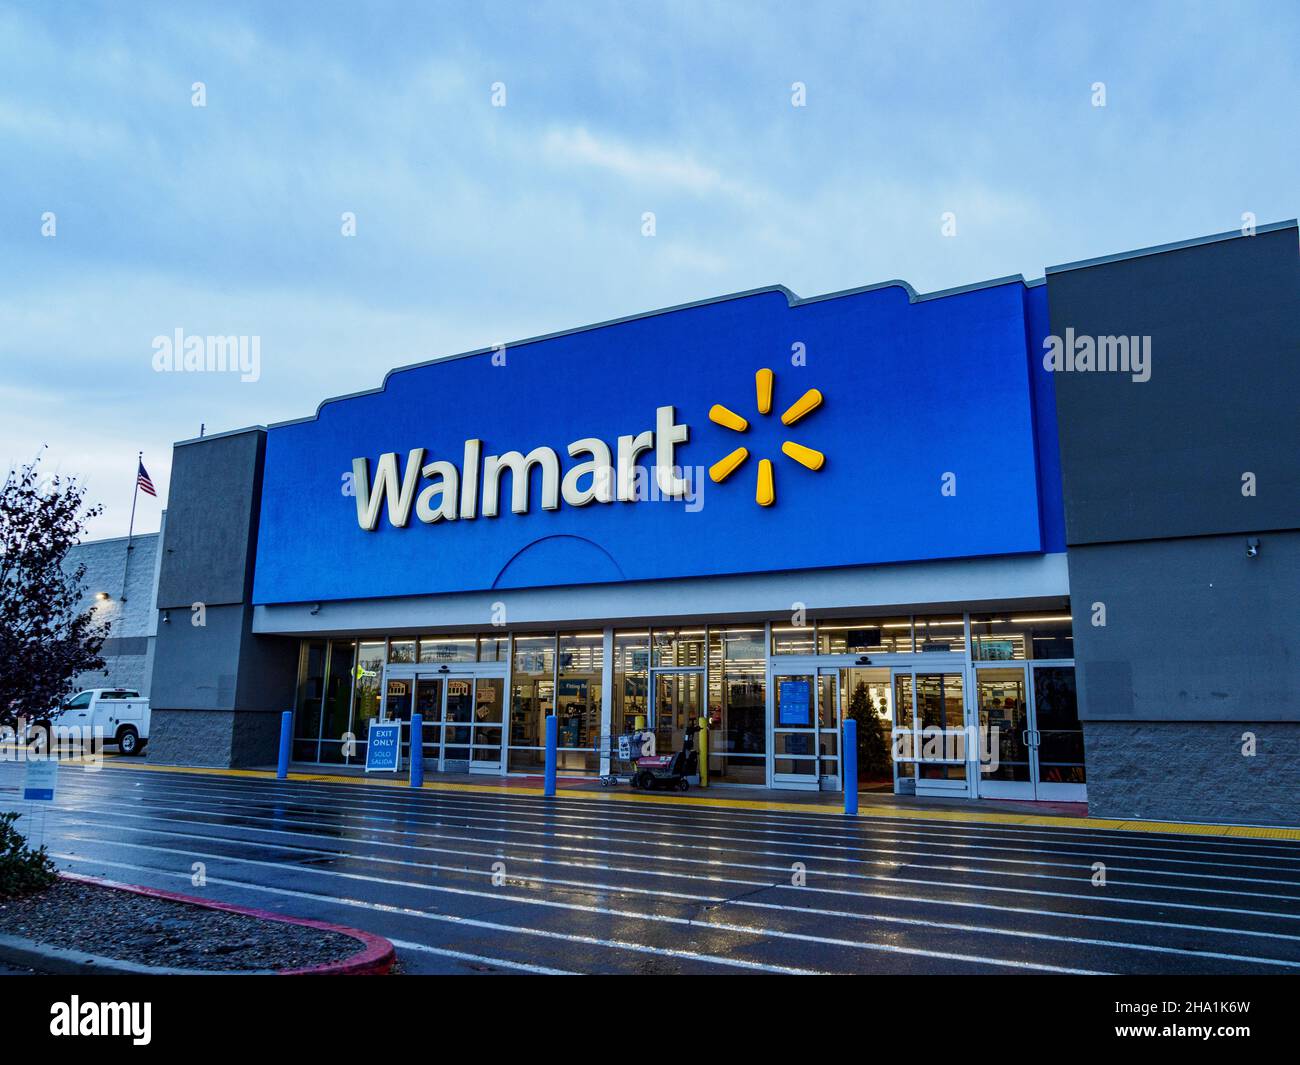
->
{"left": 0, "top": 810, "right": 57, "bottom": 898}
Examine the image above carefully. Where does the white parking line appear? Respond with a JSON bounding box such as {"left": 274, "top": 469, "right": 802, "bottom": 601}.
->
{"left": 44, "top": 798, "right": 1300, "bottom": 920}
{"left": 50, "top": 853, "right": 827, "bottom": 975}
{"left": 51, "top": 841, "right": 1112, "bottom": 975}
{"left": 58, "top": 812, "right": 1300, "bottom": 946}
{"left": 41, "top": 773, "right": 1300, "bottom": 889}
{"left": 57, "top": 766, "right": 1300, "bottom": 864}
{"left": 387, "top": 938, "right": 576, "bottom": 975}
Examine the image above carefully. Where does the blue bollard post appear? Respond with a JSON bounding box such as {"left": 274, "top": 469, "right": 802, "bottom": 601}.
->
{"left": 543, "top": 714, "right": 558, "bottom": 797}
{"left": 277, "top": 710, "right": 293, "bottom": 779}
{"left": 410, "top": 713, "right": 424, "bottom": 789}
{"left": 843, "top": 718, "right": 858, "bottom": 816}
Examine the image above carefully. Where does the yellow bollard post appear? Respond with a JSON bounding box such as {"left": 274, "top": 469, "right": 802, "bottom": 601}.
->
{"left": 698, "top": 719, "right": 709, "bottom": 788}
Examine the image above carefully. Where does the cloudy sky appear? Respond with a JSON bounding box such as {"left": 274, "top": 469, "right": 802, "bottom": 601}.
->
{"left": 3, "top": 1, "right": 1297, "bottom": 537}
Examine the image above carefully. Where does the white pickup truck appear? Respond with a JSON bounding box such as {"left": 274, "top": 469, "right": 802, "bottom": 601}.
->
{"left": 42, "top": 688, "right": 151, "bottom": 755}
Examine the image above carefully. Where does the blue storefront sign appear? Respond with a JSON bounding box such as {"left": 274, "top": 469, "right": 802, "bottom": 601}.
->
{"left": 253, "top": 279, "right": 1061, "bottom": 604}
{"left": 778, "top": 680, "right": 811, "bottom": 726}
{"left": 365, "top": 720, "right": 403, "bottom": 772}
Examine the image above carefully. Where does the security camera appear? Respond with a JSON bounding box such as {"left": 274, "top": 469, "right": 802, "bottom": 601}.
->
{"left": 1246, "top": 537, "right": 1260, "bottom": 558}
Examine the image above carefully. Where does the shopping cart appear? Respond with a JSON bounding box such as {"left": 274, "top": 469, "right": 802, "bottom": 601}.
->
{"left": 596, "top": 729, "right": 653, "bottom": 787}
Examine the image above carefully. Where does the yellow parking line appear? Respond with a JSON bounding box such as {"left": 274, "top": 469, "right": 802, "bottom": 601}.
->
{"left": 16, "top": 755, "right": 1300, "bottom": 842}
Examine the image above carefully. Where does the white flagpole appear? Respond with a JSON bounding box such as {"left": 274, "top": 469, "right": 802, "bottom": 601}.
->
{"left": 120, "top": 451, "right": 142, "bottom": 601}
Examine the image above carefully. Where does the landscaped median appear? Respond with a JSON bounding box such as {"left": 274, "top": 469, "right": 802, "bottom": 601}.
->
{"left": 0, "top": 870, "right": 395, "bottom": 976}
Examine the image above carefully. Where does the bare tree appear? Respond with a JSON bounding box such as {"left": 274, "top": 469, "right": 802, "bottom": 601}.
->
{"left": 0, "top": 455, "right": 109, "bottom": 730}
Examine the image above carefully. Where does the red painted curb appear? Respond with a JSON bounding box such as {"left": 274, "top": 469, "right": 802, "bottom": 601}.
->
{"left": 59, "top": 872, "right": 394, "bottom": 975}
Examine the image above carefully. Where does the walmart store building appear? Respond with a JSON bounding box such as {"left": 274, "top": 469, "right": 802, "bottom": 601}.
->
{"left": 140, "top": 223, "right": 1300, "bottom": 827}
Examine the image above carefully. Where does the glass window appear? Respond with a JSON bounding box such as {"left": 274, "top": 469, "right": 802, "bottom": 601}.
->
{"left": 817, "top": 617, "right": 912, "bottom": 654}
{"left": 318, "top": 640, "right": 355, "bottom": 764}
{"left": 971, "top": 612, "right": 1074, "bottom": 661}
{"left": 652, "top": 626, "right": 706, "bottom": 667}
{"left": 706, "top": 627, "right": 766, "bottom": 784}
{"left": 913, "top": 615, "right": 964, "bottom": 653}
{"left": 478, "top": 633, "right": 508, "bottom": 662}
{"left": 352, "top": 640, "right": 385, "bottom": 760}
{"left": 508, "top": 634, "right": 556, "bottom": 772}
{"left": 418, "top": 635, "right": 478, "bottom": 663}
{"left": 1032, "top": 666, "right": 1085, "bottom": 783}
{"left": 612, "top": 631, "right": 649, "bottom": 738}
{"left": 771, "top": 623, "right": 815, "bottom": 655}
{"left": 64, "top": 691, "right": 94, "bottom": 709}
{"left": 387, "top": 638, "right": 416, "bottom": 663}
{"left": 556, "top": 632, "right": 602, "bottom": 772}
{"left": 293, "top": 640, "right": 326, "bottom": 761}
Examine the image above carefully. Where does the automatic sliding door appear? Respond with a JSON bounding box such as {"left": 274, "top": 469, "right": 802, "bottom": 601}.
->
{"left": 772, "top": 673, "right": 818, "bottom": 789}
{"left": 651, "top": 671, "right": 703, "bottom": 759}
{"left": 470, "top": 677, "right": 505, "bottom": 769}
{"left": 442, "top": 679, "right": 472, "bottom": 768}
{"left": 975, "top": 666, "right": 1033, "bottom": 798}
{"left": 892, "top": 669, "right": 970, "bottom": 796}
{"left": 415, "top": 676, "right": 443, "bottom": 768}
{"left": 816, "top": 670, "right": 840, "bottom": 789}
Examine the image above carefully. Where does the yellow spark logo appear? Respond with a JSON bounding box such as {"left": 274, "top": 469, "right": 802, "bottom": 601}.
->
{"left": 707, "top": 368, "right": 824, "bottom": 507}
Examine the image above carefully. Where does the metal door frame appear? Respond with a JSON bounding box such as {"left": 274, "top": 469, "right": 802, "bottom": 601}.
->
{"left": 383, "top": 661, "right": 509, "bottom": 775}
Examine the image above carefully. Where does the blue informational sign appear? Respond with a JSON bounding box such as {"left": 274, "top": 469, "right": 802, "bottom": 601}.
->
{"left": 365, "top": 720, "right": 403, "bottom": 772}
{"left": 253, "top": 279, "right": 1061, "bottom": 604}
{"left": 22, "top": 758, "right": 57, "bottom": 801}
{"left": 778, "top": 680, "right": 811, "bottom": 726}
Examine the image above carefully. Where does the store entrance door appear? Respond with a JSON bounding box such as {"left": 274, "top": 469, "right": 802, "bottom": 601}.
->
{"left": 770, "top": 664, "right": 843, "bottom": 791}
{"left": 649, "top": 669, "right": 703, "bottom": 763}
{"left": 891, "top": 668, "right": 972, "bottom": 797}
{"left": 383, "top": 665, "right": 506, "bottom": 774}
{"left": 975, "top": 665, "right": 1086, "bottom": 802}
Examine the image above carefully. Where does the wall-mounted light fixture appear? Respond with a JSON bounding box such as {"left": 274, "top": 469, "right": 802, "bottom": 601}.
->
{"left": 95, "top": 592, "right": 110, "bottom": 601}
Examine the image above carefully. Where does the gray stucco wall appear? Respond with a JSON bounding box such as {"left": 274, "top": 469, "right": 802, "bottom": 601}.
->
{"left": 1048, "top": 224, "right": 1300, "bottom": 826}
{"left": 1068, "top": 532, "right": 1299, "bottom": 724}
{"left": 64, "top": 531, "right": 161, "bottom": 696}
{"left": 148, "top": 429, "right": 298, "bottom": 767}
{"left": 1049, "top": 224, "right": 1300, "bottom": 545}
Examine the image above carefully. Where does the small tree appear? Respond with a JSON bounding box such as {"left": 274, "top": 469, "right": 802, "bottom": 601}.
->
{"left": 847, "top": 681, "right": 892, "bottom": 780}
{"left": 0, "top": 456, "right": 109, "bottom": 731}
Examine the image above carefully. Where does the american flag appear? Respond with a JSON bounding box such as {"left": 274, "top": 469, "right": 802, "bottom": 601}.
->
{"left": 137, "top": 461, "right": 157, "bottom": 498}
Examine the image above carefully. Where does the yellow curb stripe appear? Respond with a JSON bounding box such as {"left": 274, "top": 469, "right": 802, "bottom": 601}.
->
{"left": 17, "top": 756, "right": 1300, "bottom": 841}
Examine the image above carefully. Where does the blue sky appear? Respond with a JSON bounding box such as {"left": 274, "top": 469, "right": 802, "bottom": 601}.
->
{"left": 3, "top": 0, "right": 1297, "bottom": 537}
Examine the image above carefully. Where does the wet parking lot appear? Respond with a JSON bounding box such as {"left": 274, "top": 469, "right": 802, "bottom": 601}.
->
{"left": 3, "top": 761, "right": 1300, "bottom": 975}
